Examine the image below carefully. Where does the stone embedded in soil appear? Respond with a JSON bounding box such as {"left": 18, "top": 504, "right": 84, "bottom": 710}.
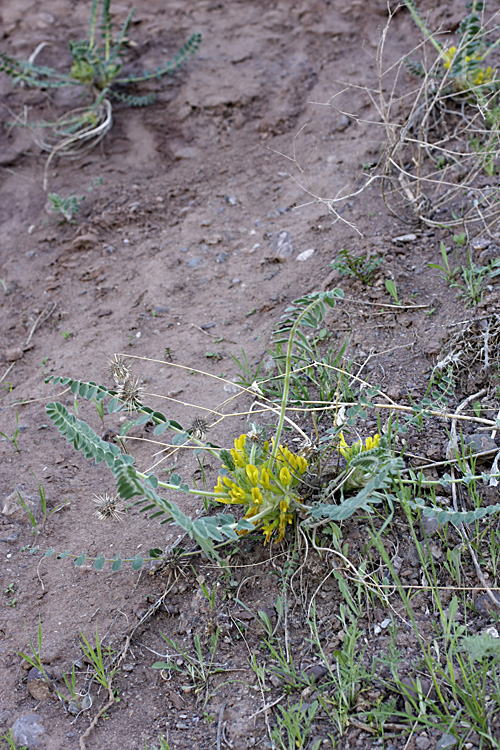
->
{"left": 416, "top": 736, "right": 431, "bottom": 750}
{"left": 474, "top": 592, "right": 500, "bottom": 617}
{"left": 26, "top": 668, "right": 53, "bottom": 701}
{"left": 70, "top": 233, "right": 98, "bottom": 251}
{"left": 296, "top": 248, "right": 315, "bottom": 261}
{"left": 464, "top": 433, "right": 498, "bottom": 457}
{"left": 436, "top": 734, "right": 458, "bottom": 750}
{"left": 400, "top": 676, "right": 436, "bottom": 701}
{"left": 2, "top": 347, "right": 24, "bottom": 362}
{"left": 420, "top": 515, "right": 440, "bottom": 537}
{"left": 303, "top": 663, "right": 328, "bottom": 682}
{"left": 269, "top": 229, "right": 293, "bottom": 260}
{"left": 10, "top": 714, "right": 46, "bottom": 749}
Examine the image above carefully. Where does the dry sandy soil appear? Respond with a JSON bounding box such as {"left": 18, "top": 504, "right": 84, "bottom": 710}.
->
{"left": 1, "top": 1, "right": 500, "bottom": 749}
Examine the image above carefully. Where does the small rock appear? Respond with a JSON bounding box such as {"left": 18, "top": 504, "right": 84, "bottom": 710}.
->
{"left": 34, "top": 12, "right": 54, "bottom": 28}
{"left": 223, "top": 382, "right": 241, "bottom": 394}
{"left": 400, "top": 676, "right": 435, "bottom": 700}
{"left": 474, "top": 592, "right": 500, "bottom": 616}
{"left": 420, "top": 515, "right": 440, "bottom": 537}
{"left": 436, "top": 734, "right": 458, "bottom": 750}
{"left": 464, "top": 433, "right": 497, "bottom": 457}
{"left": 471, "top": 236, "right": 490, "bottom": 252}
{"left": 334, "top": 114, "right": 350, "bottom": 132}
{"left": 70, "top": 233, "right": 98, "bottom": 251}
{"left": 392, "top": 233, "right": 417, "bottom": 243}
{"left": 3, "top": 347, "right": 24, "bottom": 362}
{"left": 236, "top": 609, "right": 254, "bottom": 621}
{"left": 479, "top": 243, "right": 500, "bottom": 263}
{"left": 422, "top": 339, "right": 441, "bottom": 356}
{"left": 303, "top": 663, "right": 328, "bottom": 682}
{"left": 187, "top": 257, "right": 202, "bottom": 268}
{"left": 258, "top": 606, "right": 276, "bottom": 620}
{"left": 216, "top": 252, "right": 228, "bottom": 263}
{"left": 416, "top": 735, "right": 431, "bottom": 750}
{"left": 26, "top": 668, "right": 52, "bottom": 701}
{"left": 270, "top": 230, "right": 293, "bottom": 259}
{"left": 296, "top": 248, "right": 315, "bottom": 262}
{"left": 2, "top": 487, "right": 38, "bottom": 522}
{"left": 152, "top": 306, "right": 170, "bottom": 316}
{"left": 10, "top": 714, "right": 45, "bottom": 749}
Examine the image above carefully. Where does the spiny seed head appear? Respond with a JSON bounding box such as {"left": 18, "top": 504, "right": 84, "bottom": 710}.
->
{"left": 108, "top": 354, "right": 130, "bottom": 385}
{"left": 191, "top": 417, "right": 209, "bottom": 440}
{"left": 116, "top": 375, "right": 144, "bottom": 412}
{"left": 92, "top": 493, "right": 124, "bottom": 521}
{"left": 246, "top": 423, "right": 265, "bottom": 445}
{"left": 298, "top": 437, "right": 318, "bottom": 460}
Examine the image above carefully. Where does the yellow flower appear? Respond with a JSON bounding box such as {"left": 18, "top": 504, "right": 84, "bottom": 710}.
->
{"left": 442, "top": 46, "right": 457, "bottom": 70}
{"left": 234, "top": 434, "right": 246, "bottom": 451}
{"left": 296, "top": 455, "right": 308, "bottom": 475}
{"left": 260, "top": 466, "right": 271, "bottom": 489}
{"left": 338, "top": 432, "right": 350, "bottom": 459}
{"left": 251, "top": 487, "right": 263, "bottom": 505}
{"left": 246, "top": 464, "right": 259, "bottom": 486}
{"left": 230, "top": 447, "right": 246, "bottom": 468}
{"left": 279, "top": 466, "right": 292, "bottom": 486}
{"left": 364, "top": 434, "right": 380, "bottom": 451}
{"left": 229, "top": 484, "right": 246, "bottom": 503}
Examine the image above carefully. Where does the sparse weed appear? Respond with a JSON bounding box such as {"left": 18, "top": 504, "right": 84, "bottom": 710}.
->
{"left": 0, "top": 0, "right": 201, "bottom": 181}
{"left": 384, "top": 278, "right": 400, "bottom": 305}
{"left": 15, "top": 474, "right": 69, "bottom": 535}
{"left": 153, "top": 629, "right": 224, "bottom": 706}
{"left": 271, "top": 699, "right": 319, "bottom": 750}
{"left": 48, "top": 192, "right": 85, "bottom": 222}
{"left": 429, "top": 241, "right": 461, "bottom": 283}
{"left": 330, "top": 247, "right": 383, "bottom": 285}
{"left": 0, "top": 730, "right": 27, "bottom": 750}
{"left": 0, "top": 411, "right": 20, "bottom": 452}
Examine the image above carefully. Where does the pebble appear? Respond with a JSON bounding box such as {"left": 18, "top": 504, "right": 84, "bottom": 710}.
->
{"left": 216, "top": 252, "right": 228, "bottom": 263}
{"left": 303, "top": 663, "right": 328, "bottom": 682}
{"left": 3, "top": 347, "right": 24, "bottom": 362}
{"left": 296, "top": 248, "right": 315, "bottom": 261}
{"left": 416, "top": 735, "right": 431, "bottom": 750}
{"left": 464, "top": 433, "right": 497, "bottom": 457}
{"left": 471, "top": 237, "right": 490, "bottom": 252}
{"left": 420, "top": 515, "right": 440, "bottom": 537}
{"left": 26, "top": 668, "right": 52, "bottom": 701}
{"left": 392, "top": 233, "right": 417, "bottom": 243}
{"left": 436, "top": 734, "right": 458, "bottom": 750}
{"left": 270, "top": 230, "right": 293, "bottom": 259}
{"left": 10, "top": 714, "right": 46, "bottom": 749}
{"left": 70, "top": 233, "right": 98, "bottom": 251}
{"left": 474, "top": 592, "right": 500, "bottom": 616}
{"left": 223, "top": 382, "right": 241, "bottom": 394}
{"left": 401, "top": 676, "right": 435, "bottom": 700}
{"left": 152, "top": 306, "right": 170, "bottom": 316}
{"left": 187, "top": 258, "right": 202, "bottom": 268}
{"left": 334, "top": 114, "right": 350, "bottom": 132}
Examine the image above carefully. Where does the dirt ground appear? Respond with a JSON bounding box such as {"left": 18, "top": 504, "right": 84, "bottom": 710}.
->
{"left": 1, "top": 1, "right": 500, "bottom": 749}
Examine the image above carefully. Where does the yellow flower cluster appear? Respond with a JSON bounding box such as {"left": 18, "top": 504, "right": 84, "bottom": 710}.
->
{"left": 214, "top": 434, "right": 308, "bottom": 544}
{"left": 337, "top": 432, "right": 383, "bottom": 491}
{"left": 338, "top": 432, "right": 380, "bottom": 461}
{"left": 442, "top": 46, "right": 495, "bottom": 87}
